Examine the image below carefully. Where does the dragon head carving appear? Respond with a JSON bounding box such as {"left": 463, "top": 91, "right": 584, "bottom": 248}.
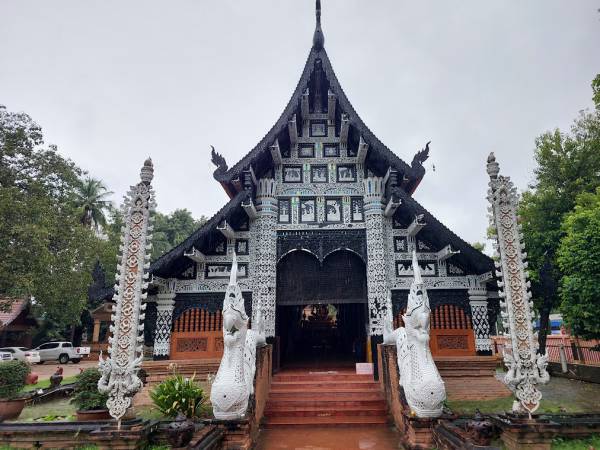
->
{"left": 222, "top": 252, "right": 248, "bottom": 348}
{"left": 404, "top": 251, "right": 431, "bottom": 344}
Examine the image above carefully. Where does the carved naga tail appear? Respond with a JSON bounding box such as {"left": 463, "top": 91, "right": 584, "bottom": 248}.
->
{"left": 210, "top": 253, "right": 265, "bottom": 420}
{"left": 385, "top": 251, "right": 446, "bottom": 418}
{"left": 210, "top": 145, "right": 228, "bottom": 178}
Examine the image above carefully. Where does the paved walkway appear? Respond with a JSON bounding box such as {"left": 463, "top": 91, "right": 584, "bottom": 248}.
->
{"left": 496, "top": 368, "right": 600, "bottom": 412}
{"left": 30, "top": 359, "right": 96, "bottom": 380}
{"left": 255, "top": 426, "right": 401, "bottom": 450}
{"left": 539, "top": 375, "right": 600, "bottom": 412}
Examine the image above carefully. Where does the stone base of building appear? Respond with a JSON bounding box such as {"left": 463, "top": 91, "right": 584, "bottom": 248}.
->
{"left": 378, "top": 344, "right": 510, "bottom": 402}
{"left": 434, "top": 356, "right": 511, "bottom": 400}
{"left": 134, "top": 358, "right": 221, "bottom": 407}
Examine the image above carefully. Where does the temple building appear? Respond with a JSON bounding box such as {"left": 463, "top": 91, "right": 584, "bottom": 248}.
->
{"left": 146, "top": 1, "right": 498, "bottom": 369}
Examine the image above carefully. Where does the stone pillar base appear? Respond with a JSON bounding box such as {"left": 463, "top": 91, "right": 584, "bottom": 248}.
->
{"left": 401, "top": 414, "right": 437, "bottom": 450}
{"left": 211, "top": 418, "right": 254, "bottom": 450}
{"left": 501, "top": 429, "right": 554, "bottom": 450}
{"left": 493, "top": 415, "right": 557, "bottom": 450}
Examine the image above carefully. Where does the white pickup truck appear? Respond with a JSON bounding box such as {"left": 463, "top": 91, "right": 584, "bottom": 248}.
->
{"left": 33, "top": 342, "right": 90, "bottom": 364}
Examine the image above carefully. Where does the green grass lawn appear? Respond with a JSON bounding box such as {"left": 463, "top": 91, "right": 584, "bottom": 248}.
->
{"left": 22, "top": 374, "right": 78, "bottom": 392}
{"left": 552, "top": 435, "right": 600, "bottom": 450}
{"left": 447, "top": 396, "right": 591, "bottom": 415}
{"left": 9, "top": 397, "right": 76, "bottom": 422}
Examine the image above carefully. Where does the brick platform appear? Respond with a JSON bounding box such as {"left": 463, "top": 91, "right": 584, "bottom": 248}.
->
{"left": 435, "top": 356, "right": 511, "bottom": 400}
{"left": 134, "top": 358, "right": 221, "bottom": 406}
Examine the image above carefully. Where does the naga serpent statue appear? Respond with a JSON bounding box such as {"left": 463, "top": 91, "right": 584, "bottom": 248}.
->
{"left": 384, "top": 250, "right": 446, "bottom": 418}
{"left": 210, "top": 252, "right": 266, "bottom": 420}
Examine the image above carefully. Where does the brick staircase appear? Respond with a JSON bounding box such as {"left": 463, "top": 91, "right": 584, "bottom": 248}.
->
{"left": 263, "top": 369, "right": 388, "bottom": 427}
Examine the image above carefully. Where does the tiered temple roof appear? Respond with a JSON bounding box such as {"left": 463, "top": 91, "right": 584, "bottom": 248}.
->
{"left": 150, "top": 1, "right": 493, "bottom": 279}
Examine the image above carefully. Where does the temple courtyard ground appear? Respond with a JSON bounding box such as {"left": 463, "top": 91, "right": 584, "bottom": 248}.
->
{"left": 255, "top": 426, "right": 401, "bottom": 450}
{"left": 30, "top": 359, "right": 96, "bottom": 380}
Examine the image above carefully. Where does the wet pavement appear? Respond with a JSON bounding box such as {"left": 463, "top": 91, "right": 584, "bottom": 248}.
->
{"left": 496, "top": 369, "right": 600, "bottom": 412}
{"left": 255, "top": 426, "right": 401, "bottom": 450}
{"left": 539, "top": 375, "right": 600, "bottom": 411}
{"left": 30, "top": 359, "right": 96, "bottom": 380}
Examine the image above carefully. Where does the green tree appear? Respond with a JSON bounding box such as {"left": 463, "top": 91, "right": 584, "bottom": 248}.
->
{"left": 557, "top": 188, "right": 600, "bottom": 339}
{"left": 471, "top": 242, "right": 485, "bottom": 252}
{"left": 73, "top": 177, "right": 113, "bottom": 230}
{"left": 592, "top": 73, "right": 600, "bottom": 110}
{"left": 519, "top": 79, "right": 600, "bottom": 350}
{"left": 151, "top": 209, "right": 207, "bottom": 260}
{"left": 0, "top": 105, "right": 109, "bottom": 335}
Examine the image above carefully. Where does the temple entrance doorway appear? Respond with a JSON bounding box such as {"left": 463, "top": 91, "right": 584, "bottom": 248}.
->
{"left": 275, "top": 249, "right": 368, "bottom": 368}
{"left": 276, "top": 302, "right": 366, "bottom": 367}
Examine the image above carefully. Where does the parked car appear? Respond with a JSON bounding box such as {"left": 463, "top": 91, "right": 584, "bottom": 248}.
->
{"left": 33, "top": 342, "right": 91, "bottom": 364}
{"left": 0, "top": 347, "right": 40, "bottom": 364}
{"left": 0, "top": 351, "right": 13, "bottom": 362}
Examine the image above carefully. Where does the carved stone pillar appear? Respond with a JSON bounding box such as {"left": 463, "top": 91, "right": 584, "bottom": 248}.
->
{"left": 363, "top": 177, "right": 388, "bottom": 336}
{"left": 153, "top": 292, "right": 176, "bottom": 360}
{"left": 253, "top": 178, "right": 278, "bottom": 337}
{"left": 486, "top": 152, "right": 549, "bottom": 413}
{"left": 468, "top": 289, "right": 492, "bottom": 355}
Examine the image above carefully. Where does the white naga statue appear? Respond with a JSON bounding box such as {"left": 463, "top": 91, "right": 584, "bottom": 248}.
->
{"left": 384, "top": 251, "right": 446, "bottom": 418}
{"left": 211, "top": 253, "right": 266, "bottom": 420}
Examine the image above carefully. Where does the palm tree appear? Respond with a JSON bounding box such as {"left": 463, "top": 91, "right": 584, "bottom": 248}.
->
{"left": 74, "top": 177, "right": 113, "bottom": 230}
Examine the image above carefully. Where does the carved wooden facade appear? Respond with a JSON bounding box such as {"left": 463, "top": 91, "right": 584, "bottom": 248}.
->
{"left": 147, "top": 3, "right": 497, "bottom": 361}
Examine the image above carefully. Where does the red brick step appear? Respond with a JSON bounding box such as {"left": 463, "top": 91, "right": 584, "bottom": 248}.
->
{"left": 263, "top": 368, "right": 389, "bottom": 428}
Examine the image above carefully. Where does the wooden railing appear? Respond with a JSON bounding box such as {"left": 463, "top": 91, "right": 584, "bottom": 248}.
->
{"left": 394, "top": 304, "right": 476, "bottom": 356}
{"left": 492, "top": 335, "right": 600, "bottom": 366}
{"left": 170, "top": 308, "right": 224, "bottom": 360}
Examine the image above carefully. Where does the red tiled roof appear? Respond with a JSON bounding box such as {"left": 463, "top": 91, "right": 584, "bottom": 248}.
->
{"left": 0, "top": 298, "right": 27, "bottom": 329}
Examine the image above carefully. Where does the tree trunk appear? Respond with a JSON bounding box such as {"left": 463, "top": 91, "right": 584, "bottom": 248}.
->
{"left": 538, "top": 304, "right": 552, "bottom": 355}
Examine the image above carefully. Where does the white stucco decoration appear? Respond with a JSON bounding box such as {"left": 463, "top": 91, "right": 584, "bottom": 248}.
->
{"left": 211, "top": 252, "right": 266, "bottom": 420}
{"left": 98, "top": 158, "right": 155, "bottom": 423}
{"left": 384, "top": 251, "right": 446, "bottom": 418}
{"left": 486, "top": 152, "right": 549, "bottom": 414}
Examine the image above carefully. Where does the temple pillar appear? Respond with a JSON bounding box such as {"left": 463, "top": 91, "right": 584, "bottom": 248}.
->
{"left": 92, "top": 319, "right": 101, "bottom": 343}
{"left": 253, "top": 178, "right": 278, "bottom": 337}
{"left": 468, "top": 288, "right": 492, "bottom": 355}
{"left": 363, "top": 176, "right": 388, "bottom": 336}
{"left": 153, "top": 292, "right": 176, "bottom": 360}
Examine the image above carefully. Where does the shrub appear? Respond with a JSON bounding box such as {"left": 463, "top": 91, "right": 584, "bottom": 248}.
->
{"left": 71, "top": 368, "right": 108, "bottom": 411}
{"left": 150, "top": 373, "right": 206, "bottom": 419}
{"left": 0, "top": 360, "right": 30, "bottom": 399}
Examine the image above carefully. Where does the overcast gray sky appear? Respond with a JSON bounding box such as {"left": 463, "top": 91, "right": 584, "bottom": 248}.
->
{"left": 1, "top": 1, "right": 599, "bottom": 248}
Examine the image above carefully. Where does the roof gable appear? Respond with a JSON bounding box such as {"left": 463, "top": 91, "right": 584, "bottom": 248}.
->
{"left": 212, "top": 42, "right": 428, "bottom": 196}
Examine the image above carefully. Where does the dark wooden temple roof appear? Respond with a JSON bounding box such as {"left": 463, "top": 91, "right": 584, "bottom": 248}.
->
{"left": 393, "top": 190, "right": 494, "bottom": 275}
{"left": 150, "top": 3, "right": 493, "bottom": 279}
{"left": 150, "top": 191, "right": 247, "bottom": 277}
{"left": 211, "top": 4, "right": 426, "bottom": 197}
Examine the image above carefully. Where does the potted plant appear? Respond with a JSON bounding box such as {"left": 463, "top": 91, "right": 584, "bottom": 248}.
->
{"left": 71, "top": 368, "right": 110, "bottom": 421}
{"left": 150, "top": 371, "right": 207, "bottom": 448}
{"left": 0, "top": 360, "right": 31, "bottom": 421}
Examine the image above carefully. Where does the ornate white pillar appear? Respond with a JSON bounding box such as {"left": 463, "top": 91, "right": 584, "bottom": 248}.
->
{"left": 153, "top": 291, "right": 176, "bottom": 359}
{"left": 363, "top": 177, "right": 388, "bottom": 336}
{"left": 468, "top": 288, "right": 492, "bottom": 354}
{"left": 98, "top": 158, "right": 155, "bottom": 422}
{"left": 486, "top": 152, "right": 549, "bottom": 414}
{"left": 253, "top": 178, "right": 278, "bottom": 337}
